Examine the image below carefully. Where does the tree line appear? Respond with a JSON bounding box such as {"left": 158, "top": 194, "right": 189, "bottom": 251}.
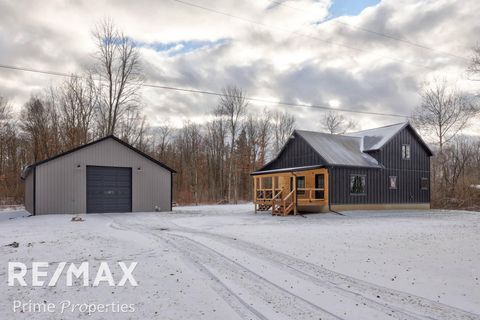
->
{"left": 1, "top": 20, "right": 480, "bottom": 209}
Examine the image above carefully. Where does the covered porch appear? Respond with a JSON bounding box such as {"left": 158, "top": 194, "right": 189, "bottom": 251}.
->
{"left": 252, "top": 166, "right": 329, "bottom": 216}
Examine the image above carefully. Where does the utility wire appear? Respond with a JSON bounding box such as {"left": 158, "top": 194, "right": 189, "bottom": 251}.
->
{"left": 169, "top": 0, "right": 439, "bottom": 71}
{"left": 0, "top": 63, "right": 411, "bottom": 118}
{"left": 268, "top": 0, "right": 469, "bottom": 61}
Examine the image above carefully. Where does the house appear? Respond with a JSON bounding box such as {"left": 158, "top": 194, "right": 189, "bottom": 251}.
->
{"left": 21, "top": 135, "right": 175, "bottom": 215}
{"left": 252, "top": 122, "right": 432, "bottom": 215}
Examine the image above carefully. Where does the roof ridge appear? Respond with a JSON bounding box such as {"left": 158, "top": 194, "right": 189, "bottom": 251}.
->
{"left": 295, "top": 129, "right": 362, "bottom": 139}
{"left": 348, "top": 121, "right": 408, "bottom": 135}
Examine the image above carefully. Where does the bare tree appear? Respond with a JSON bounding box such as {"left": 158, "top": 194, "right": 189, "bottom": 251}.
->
{"left": 92, "top": 18, "right": 143, "bottom": 136}
{"left": 56, "top": 74, "right": 98, "bottom": 148}
{"left": 205, "top": 118, "right": 227, "bottom": 201}
{"left": 441, "top": 136, "right": 474, "bottom": 194}
{"left": 154, "top": 121, "right": 173, "bottom": 160}
{"left": 0, "top": 96, "right": 11, "bottom": 121}
{"left": 21, "top": 96, "right": 60, "bottom": 161}
{"left": 256, "top": 110, "right": 271, "bottom": 166}
{"left": 177, "top": 122, "right": 203, "bottom": 205}
{"left": 118, "top": 107, "right": 149, "bottom": 150}
{"left": 468, "top": 44, "right": 480, "bottom": 78}
{"left": 412, "top": 80, "right": 478, "bottom": 152}
{"left": 321, "top": 111, "right": 357, "bottom": 134}
{"left": 271, "top": 110, "right": 295, "bottom": 155}
{"left": 215, "top": 86, "right": 248, "bottom": 203}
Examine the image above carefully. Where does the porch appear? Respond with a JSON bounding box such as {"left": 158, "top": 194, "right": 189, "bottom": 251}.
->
{"left": 253, "top": 167, "right": 329, "bottom": 216}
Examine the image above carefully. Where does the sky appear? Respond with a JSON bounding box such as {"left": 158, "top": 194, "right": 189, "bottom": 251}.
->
{"left": 0, "top": 0, "right": 479, "bottom": 134}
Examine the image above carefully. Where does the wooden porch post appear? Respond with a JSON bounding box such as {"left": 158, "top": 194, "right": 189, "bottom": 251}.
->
{"left": 253, "top": 177, "right": 257, "bottom": 214}
{"left": 271, "top": 176, "right": 276, "bottom": 215}
{"left": 293, "top": 173, "right": 298, "bottom": 215}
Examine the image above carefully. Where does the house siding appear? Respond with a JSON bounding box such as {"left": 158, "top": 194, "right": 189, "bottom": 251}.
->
{"left": 263, "top": 134, "right": 327, "bottom": 170}
{"left": 329, "top": 126, "right": 431, "bottom": 205}
{"left": 34, "top": 138, "right": 172, "bottom": 215}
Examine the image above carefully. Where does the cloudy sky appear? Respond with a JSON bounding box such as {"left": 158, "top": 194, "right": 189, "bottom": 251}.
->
{"left": 0, "top": 0, "right": 479, "bottom": 133}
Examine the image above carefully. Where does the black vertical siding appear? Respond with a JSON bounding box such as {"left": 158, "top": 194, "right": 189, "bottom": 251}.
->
{"left": 330, "top": 126, "right": 431, "bottom": 205}
{"left": 263, "top": 134, "right": 326, "bottom": 170}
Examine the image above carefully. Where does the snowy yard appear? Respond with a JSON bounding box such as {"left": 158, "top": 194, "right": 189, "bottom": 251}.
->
{"left": 0, "top": 204, "right": 479, "bottom": 320}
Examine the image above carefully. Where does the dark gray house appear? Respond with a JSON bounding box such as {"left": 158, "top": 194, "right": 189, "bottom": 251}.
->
{"left": 252, "top": 122, "right": 432, "bottom": 215}
{"left": 21, "top": 135, "right": 175, "bottom": 215}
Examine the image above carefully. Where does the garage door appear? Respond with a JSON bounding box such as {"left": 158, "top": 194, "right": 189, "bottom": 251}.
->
{"left": 86, "top": 166, "right": 132, "bottom": 213}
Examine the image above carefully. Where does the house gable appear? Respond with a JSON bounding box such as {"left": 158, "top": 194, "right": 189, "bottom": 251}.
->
{"left": 261, "top": 133, "right": 327, "bottom": 171}
{"left": 370, "top": 125, "right": 431, "bottom": 171}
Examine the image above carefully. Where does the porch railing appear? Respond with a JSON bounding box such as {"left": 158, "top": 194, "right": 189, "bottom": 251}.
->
{"left": 255, "top": 187, "right": 326, "bottom": 215}
{"left": 256, "top": 188, "right": 281, "bottom": 201}
{"left": 296, "top": 188, "right": 325, "bottom": 201}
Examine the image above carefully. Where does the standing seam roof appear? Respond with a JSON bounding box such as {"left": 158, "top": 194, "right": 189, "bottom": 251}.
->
{"left": 295, "top": 130, "right": 381, "bottom": 168}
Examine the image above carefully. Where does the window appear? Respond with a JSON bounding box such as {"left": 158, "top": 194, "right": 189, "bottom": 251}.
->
{"left": 350, "top": 175, "right": 366, "bottom": 194}
{"left": 402, "top": 144, "right": 411, "bottom": 160}
{"left": 315, "top": 174, "right": 325, "bottom": 199}
{"left": 421, "top": 177, "right": 429, "bottom": 190}
{"left": 296, "top": 176, "right": 305, "bottom": 195}
{"left": 389, "top": 176, "right": 397, "bottom": 189}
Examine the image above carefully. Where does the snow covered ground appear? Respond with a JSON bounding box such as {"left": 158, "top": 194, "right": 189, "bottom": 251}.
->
{"left": 0, "top": 204, "right": 479, "bottom": 319}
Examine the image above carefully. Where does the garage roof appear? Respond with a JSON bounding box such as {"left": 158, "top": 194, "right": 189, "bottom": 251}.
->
{"left": 21, "top": 135, "right": 176, "bottom": 179}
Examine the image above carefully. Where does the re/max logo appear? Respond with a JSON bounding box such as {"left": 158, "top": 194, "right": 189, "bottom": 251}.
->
{"left": 8, "top": 262, "right": 138, "bottom": 287}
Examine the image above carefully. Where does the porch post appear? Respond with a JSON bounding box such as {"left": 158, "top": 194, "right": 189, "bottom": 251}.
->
{"left": 293, "top": 173, "right": 298, "bottom": 215}
{"left": 272, "top": 175, "right": 276, "bottom": 215}
{"left": 253, "top": 177, "right": 257, "bottom": 214}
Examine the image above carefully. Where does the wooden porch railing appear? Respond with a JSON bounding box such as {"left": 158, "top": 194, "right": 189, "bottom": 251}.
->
{"left": 271, "top": 190, "right": 283, "bottom": 215}
{"left": 296, "top": 188, "right": 325, "bottom": 202}
{"left": 256, "top": 187, "right": 325, "bottom": 216}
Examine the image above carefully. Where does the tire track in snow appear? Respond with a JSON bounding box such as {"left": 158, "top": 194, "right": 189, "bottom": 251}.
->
{"left": 114, "top": 219, "right": 343, "bottom": 320}
{"left": 167, "top": 231, "right": 429, "bottom": 320}
{"left": 111, "top": 220, "right": 268, "bottom": 320}
{"left": 164, "top": 237, "right": 271, "bottom": 320}
{"left": 172, "top": 228, "right": 479, "bottom": 320}
{"left": 161, "top": 232, "right": 343, "bottom": 320}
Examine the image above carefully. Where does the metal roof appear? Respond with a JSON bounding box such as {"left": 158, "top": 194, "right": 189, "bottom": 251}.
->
{"left": 346, "top": 122, "right": 408, "bottom": 151}
{"left": 254, "top": 122, "right": 432, "bottom": 174}
{"left": 296, "top": 130, "right": 382, "bottom": 168}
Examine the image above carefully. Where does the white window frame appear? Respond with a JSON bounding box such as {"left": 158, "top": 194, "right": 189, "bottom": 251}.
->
{"left": 389, "top": 176, "right": 397, "bottom": 189}
{"left": 402, "top": 144, "right": 411, "bottom": 160}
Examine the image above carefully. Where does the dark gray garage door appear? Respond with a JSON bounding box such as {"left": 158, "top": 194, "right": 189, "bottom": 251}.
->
{"left": 86, "top": 166, "right": 132, "bottom": 213}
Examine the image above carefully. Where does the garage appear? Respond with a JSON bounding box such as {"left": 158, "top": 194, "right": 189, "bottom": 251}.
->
{"left": 86, "top": 166, "right": 132, "bottom": 213}
{"left": 21, "top": 135, "right": 175, "bottom": 215}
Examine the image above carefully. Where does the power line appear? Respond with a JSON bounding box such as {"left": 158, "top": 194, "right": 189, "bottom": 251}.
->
{"left": 268, "top": 0, "right": 469, "bottom": 62}
{"left": 0, "top": 63, "right": 411, "bottom": 118}
{"left": 169, "top": 0, "right": 438, "bottom": 71}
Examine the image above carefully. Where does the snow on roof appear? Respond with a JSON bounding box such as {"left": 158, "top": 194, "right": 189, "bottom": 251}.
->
{"left": 296, "top": 130, "right": 381, "bottom": 168}
{"left": 347, "top": 122, "right": 408, "bottom": 151}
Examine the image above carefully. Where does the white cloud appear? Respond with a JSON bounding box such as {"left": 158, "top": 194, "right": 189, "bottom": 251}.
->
{"left": 0, "top": 0, "right": 478, "bottom": 135}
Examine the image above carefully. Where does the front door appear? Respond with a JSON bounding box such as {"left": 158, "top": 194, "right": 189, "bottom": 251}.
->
{"left": 315, "top": 174, "right": 325, "bottom": 199}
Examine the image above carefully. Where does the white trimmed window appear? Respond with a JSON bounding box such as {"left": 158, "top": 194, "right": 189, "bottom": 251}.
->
{"left": 402, "top": 144, "right": 411, "bottom": 160}
{"left": 389, "top": 176, "right": 397, "bottom": 189}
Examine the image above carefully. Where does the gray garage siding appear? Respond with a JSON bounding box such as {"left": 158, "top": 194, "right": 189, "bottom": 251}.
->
{"left": 24, "top": 170, "right": 34, "bottom": 213}
{"left": 34, "top": 138, "right": 171, "bottom": 214}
